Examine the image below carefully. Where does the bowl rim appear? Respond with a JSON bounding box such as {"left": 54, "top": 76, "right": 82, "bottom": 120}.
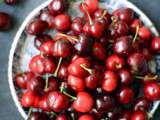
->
{"left": 8, "top": 0, "right": 159, "bottom": 119}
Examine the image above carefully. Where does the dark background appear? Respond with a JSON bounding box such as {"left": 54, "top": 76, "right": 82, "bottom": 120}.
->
{"left": 0, "top": 0, "right": 160, "bottom": 120}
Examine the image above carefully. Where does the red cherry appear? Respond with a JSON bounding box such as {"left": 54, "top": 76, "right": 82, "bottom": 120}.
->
{"left": 102, "top": 71, "right": 118, "bottom": 92}
{"left": 56, "top": 114, "right": 68, "bottom": 120}
{"left": 71, "top": 17, "right": 84, "bottom": 35}
{"left": 138, "top": 26, "right": 151, "bottom": 41}
{"left": 134, "top": 97, "right": 150, "bottom": 111}
{"left": 45, "top": 77, "right": 58, "bottom": 92}
{"left": 58, "top": 62, "right": 69, "bottom": 79}
{"left": 39, "top": 93, "right": 51, "bottom": 111}
{"left": 54, "top": 14, "right": 71, "bottom": 31}
{"left": 29, "top": 55, "right": 56, "bottom": 75}
{"left": 0, "top": 12, "right": 12, "bottom": 31}
{"left": 151, "top": 37, "right": 160, "bottom": 52}
{"left": 131, "top": 111, "right": 147, "bottom": 120}
{"left": 73, "top": 92, "right": 93, "bottom": 113}
{"left": 119, "top": 110, "right": 132, "bottom": 120}
{"left": 144, "top": 82, "right": 160, "bottom": 101}
{"left": 130, "top": 19, "right": 142, "bottom": 33}
{"left": 48, "top": 91, "right": 68, "bottom": 112}
{"left": 15, "top": 72, "right": 35, "bottom": 89}
{"left": 93, "top": 42, "right": 106, "bottom": 60}
{"left": 117, "top": 87, "right": 134, "bottom": 104}
{"left": 68, "top": 75, "right": 85, "bottom": 92}
{"left": 83, "top": 22, "right": 91, "bottom": 33}
{"left": 39, "top": 40, "right": 54, "bottom": 55}
{"left": 142, "top": 48, "right": 152, "bottom": 61}
{"left": 106, "top": 54, "right": 125, "bottom": 71}
{"left": 78, "top": 114, "right": 94, "bottom": 120}
{"left": 33, "top": 95, "right": 41, "bottom": 108}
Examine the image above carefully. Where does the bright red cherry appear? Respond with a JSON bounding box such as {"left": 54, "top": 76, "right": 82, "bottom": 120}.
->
{"left": 0, "top": 12, "right": 12, "bottom": 31}
{"left": 56, "top": 114, "right": 68, "bottom": 120}
{"left": 71, "top": 17, "right": 84, "bottom": 34}
{"left": 131, "top": 111, "right": 147, "bottom": 120}
{"left": 29, "top": 55, "right": 56, "bottom": 75}
{"left": 54, "top": 14, "right": 71, "bottom": 31}
{"left": 138, "top": 26, "right": 151, "bottom": 41}
{"left": 58, "top": 62, "right": 69, "bottom": 79}
{"left": 48, "top": 91, "right": 68, "bottom": 112}
{"left": 39, "top": 93, "right": 51, "bottom": 111}
{"left": 151, "top": 37, "right": 160, "bottom": 52}
{"left": 73, "top": 92, "right": 94, "bottom": 113}
{"left": 144, "top": 82, "right": 160, "bottom": 101}
{"left": 134, "top": 97, "right": 150, "bottom": 111}
{"left": 130, "top": 19, "right": 142, "bottom": 33}
{"left": 78, "top": 114, "right": 94, "bottom": 120}
{"left": 102, "top": 71, "right": 118, "bottom": 92}
{"left": 39, "top": 40, "right": 54, "bottom": 55}
{"left": 93, "top": 42, "right": 106, "bottom": 60}
{"left": 117, "top": 87, "right": 134, "bottom": 104}
{"left": 106, "top": 54, "right": 125, "bottom": 71}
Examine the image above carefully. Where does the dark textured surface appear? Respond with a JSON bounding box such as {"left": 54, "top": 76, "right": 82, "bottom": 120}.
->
{"left": 0, "top": 0, "right": 160, "bottom": 120}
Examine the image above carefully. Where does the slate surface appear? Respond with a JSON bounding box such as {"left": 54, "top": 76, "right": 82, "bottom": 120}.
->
{"left": 0, "top": 0, "right": 160, "bottom": 120}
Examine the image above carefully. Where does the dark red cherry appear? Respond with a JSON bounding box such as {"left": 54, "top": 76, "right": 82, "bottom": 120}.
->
{"left": 34, "top": 34, "right": 52, "bottom": 49}
{"left": 15, "top": 72, "right": 35, "bottom": 89}
{"left": 113, "top": 8, "right": 134, "bottom": 24}
{"left": 144, "top": 82, "right": 160, "bottom": 101}
{"left": 27, "top": 20, "right": 48, "bottom": 35}
{"left": 54, "top": 14, "right": 71, "bottom": 31}
{"left": 117, "top": 87, "right": 134, "bottom": 104}
{"left": 99, "top": 36, "right": 108, "bottom": 47}
{"left": 0, "top": 12, "right": 12, "bottom": 31}
{"left": 151, "top": 37, "right": 160, "bottom": 52}
{"left": 130, "top": 19, "right": 142, "bottom": 33}
{"left": 29, "top": 55, "right": 56, "bottom": 75}
{"left": 119, "top": 110, "right": 132, "bottom": 120}
{"left": 56, "top": 114, "right": 68, "bottom": 120}
{"left": 134, "top": 97, "right": 150, "bottom": 111}
{"left": 93, "top": 42, "right": 106, "bottom": 61}
{"left": 106, "top": 54, "right": 125, "bottom": 71}
{"left": 58, "top": 62, "right": 69, "bottom": 79}
{"left": 83, "top": 22, "right": 91, "bottom": 33}
{"left": 48, "top": 91, "right": 68, "bottom": 112}
{"left": 142, "top": 48, "right": 152, "bottom": 61}
{"left": 73, "top": 92, "right": 94, "bottom": 113}
{"left": 52, "top": 39, "right": 71, "bottom": 58}
{"left": 28, "top": 112, "right": 48, "bottom": 120}
{"left": 138, "top": 26, "right": 151, "bottom": 41}
{"left": 131, "top": 111, "right": 147, "bottom": 120}
{"left": 71, "top": 17, "right": 84, "bottom": 34}
{"left": 27, "top": 76, "right": 45, "bottom": 93}
{"left": 78, "top": 114, "right": 94, "bottom": 120}
{"left": 39, "top": 40, "right": 54, "bottom": 55}
{"left": 39, "top": 93, "right": 51, "bottom": 111}
{"left": 90, "top": 109, "right": 104, "bottom": 119}
{"left": 102, "top": 71, "right": 118, "bottom": 92}
{"left": 68, "top": 75, "right": 85, "bottom": 92}
{"left": 4, "top": 0, "right": 16, "bottom": 5}
{"left": 118, "top": 69, "right": 133, "bottom": 85}
{"left": 45, "top": 77, "right": 58, "bottom": 92}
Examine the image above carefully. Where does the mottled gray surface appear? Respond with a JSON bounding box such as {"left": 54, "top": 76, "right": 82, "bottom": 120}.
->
{"left": 0, "top": 0, "right": 160, "bottom": 120}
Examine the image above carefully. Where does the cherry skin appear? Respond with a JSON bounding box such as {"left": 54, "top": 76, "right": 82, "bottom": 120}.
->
{"left": 151, "top": 37, "right": 160, "bottom": 52}
{"left": 39, "top": 93, "right": 51, "bottom": 111}
{"left": 45, "top": 77, "right": 58, "bottom": 92}
{"left": 119, "top": 110, "right": 132, "bottom": 120}
{"left": 27, "top": 20, "right": 48, "bottom": 35}
{"left": 102, "top": 71, "right": 118, "bottom": 92}
{"left": 58, "top": 62, "right": 69, "bottom": 79}
{"left": 73, "top": 92, "right": 94, "bottom": 113}
{"left": 93, "top": 42, "right": 106, "bottom": 61}
{"left": 71, "top": 17, "right": 84, "bottom": 34}
{"left": 144, "top": 82, "right": 160, "bottom": 101}
{"left": 0, "top": 12, "right": 12, "bottom": 31}
{"left": 15, "top": 72, "right": 35, "bottom": 89}
{"left": 54, "top": 14, "right": 71, "bottom": 31}
{"left": 4, "top": 0, "right": 16, "bottom": 5}
{"left": 39, "top": 40, "right": 54, "bottom": 55}
{"left": 142, "top": 48, "right": 152, "bottom": 61}
{"left": 29, "top": 55, "right": 56, "bottom": 75}
{"left": 56, "top": 114, "right": 68, "bottom": 120}
{"left": 28, "top": 112, "right": 48, "bottom": 120}
{"left": 118, "top": 69, "right": 133, "bottom": 85}
{"left": 90, "top": 109, "right": 104, "bottom": 119}
{"left": 48, "top": 91, "right": 68, "bottom": 112}
{"left": 134, "top": 97, "right": 150, "bottom": 111}
{"left": 131, "top": 111, "right": 147, "bottom": 120}
{"left": 117, "top": 87, "right": 134, "bottom": 104}
{"left": 106, "top": 54, "right": 125, "bottom": 71}
{"left": 130, "top": 19, "right": 142, "bottom": 33}
{"left": 68, "top": 75, "right": 85, "bottom": 92}
{"left": 83, "top": 22, "right": 91, "bottom": 34}
{"left": 78, "top": 114, "right": 94, "bottom": 120}
{"left": 138, "top": 26, "right": 151, "bottom": 41}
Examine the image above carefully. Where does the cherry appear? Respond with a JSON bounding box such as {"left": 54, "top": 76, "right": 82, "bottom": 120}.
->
{"left": 48, "top": 91, "right": 68, "bottom": 112}
{"left": 56, "top": 114, "right": 68, "bottom": 120}
{"left": 151, "top": 37, "right": 160, "bottom": 52}
{"left": 144, "top": 82, "right": 160, "bottom": 101}
{"left": 90, "top": 109, "right": 104, "bottom": 119}
{"left": 27, "top": 76, "right": 45, "bottom": 93}
{"left": 27, "top": 19, "right": 48, "bottom": 35}
{"left": 67, "top": 75, "right": 85, "bottom": 92}
{"left": 0, "top": 12, "right": 12, "bottom": 31}
{"left": 28, "top": 112, "right": 48, "bottom": 120}
{"left": 95, "top": 95, "right": 115, "bottom": 112}
{"left": 15, "top": 72, "right": 35, "bottom": 89}
{"left": 71, "top": 17, "right": 84, "bottom": 34}
{"left": 113, "top": 8, "right": 134, "bottom": 24}
{"left": 39, "top": 93, "right": 51, "bottom": 111}
{"left": 29, "top": 55, "right": 56, "bottom": 75}
{"left": 131, "top": 111, "right": 147, "bottom": 120}
{"left": 45, "top": 77, "right": 58, "bottom": 92}
{"left": 134, "top": 97, "right": 150, "bottom": 111}
{"left": 52, "top": 39, "right": 71, "bottom": 58}
{"left": 106, "top": 54, "right": 125, "bottom": 71}
{"left": 118, "top": 69, "right": 133, "bottom": 85}
{"left": 34, "top": 34, "right": 52, "bottom": 49}
{"left": 113, "top": 36, "right": 132, "bottom": 56}
{"left": 83, "top": 22, "right": 91, "bottom": 34}
{"left": 142, "top": 48, "right": 152, "bottom": 61}
{"left": 54, "top": 14, "right": 71, "bottom": 31}
{"left": 119, "top": 110, "right": 132, "bottom": 120}
{"left": 57, "top": 62, "right": 69, "bottom": 79}
{"left": 4, "top": 0, "right": 16, "bottom": 5}
{"left": 33, "top": 94, "right": 41, "bottom": 108}
{"left": 92, "top": 42, "right": 106, "bottom": 61}
{"left": 138, "top": 26, "right": 151, "bottom": 41}
{"left": 99, "top": 36, "right": 108, "bottom": 47}
{"left": 78, "top": 114, "right": 94, "bottom": 120}
{"left": 39, "top": 40, "right": 54, "bottom": 55}
{"left": 117, "top": 87, "right": 134, "bottom": 104}
{"left": 73, "top": 92, "right": 94, "bottom": 113}
{"left": 130, "top": 19, "right": 142, "bottom": 33}
{"left": 102, "top": 71, "right": 118, "bottom": 92}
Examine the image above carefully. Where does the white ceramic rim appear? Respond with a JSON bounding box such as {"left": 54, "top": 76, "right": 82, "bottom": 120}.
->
{"left": 8, "top": 0, "right": 159, "bottom": 120}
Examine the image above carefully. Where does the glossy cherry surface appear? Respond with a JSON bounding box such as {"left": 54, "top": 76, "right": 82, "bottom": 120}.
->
{"left": 78, "top": 114, "right": 94, "bottom": 120}
{"left": 131, "top": 111, "right": 147, "bottom": 120}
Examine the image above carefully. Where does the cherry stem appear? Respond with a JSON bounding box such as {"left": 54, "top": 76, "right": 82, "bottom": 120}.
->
{"left": 133, "top": 25, "right": 140, "bottom": 43}
{"left": 99, "top": 10, "right": 107, "bottom": 20}
{"left": 27, "top": 107, "right": 33, "bottom": 120}
{"left": 82, "top": 3, "right": 93, "bottom": 25}
{"left": 111, "top": 16, "right": 117, "bottom": 26}
{"left": 147, "top": 112, "right": 153, "bottom": 119}
{"left": 44, "top": 74, "right": 49, "bottom": 91}
{"left": 50, "top": 112, "right": 57, "bottom": 118}
{"left": 53, "top": 57, "right": 63, "bottom": 77}
{"left": 58, "top": 33, "right": 79, "bottom": 43}
{"left": 80, "top": 64, "right": 93, "bottom": 74}
{"left": 115, "top": 64, "right": 122, "bottom": 69}
{"left": 135, "top": 75, "right": 158, "bottom": 81}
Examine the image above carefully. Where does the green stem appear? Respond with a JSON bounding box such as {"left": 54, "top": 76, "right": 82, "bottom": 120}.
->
{"left": 50, "top": 112, "right": 57, "bottom": 118}
{"left": 63, "top": 91, "right": 76, "bottom": 100}
{"left": 99, "top": 10, "right": 107, "bottom": 20}
{"left": 44, "top": 74, "right": 49, "bottom": 91}
{"left": 80, "top": 64, "right": 93, "bottom": 74}
{"left": 133, "top": 25, "right": 140, "bottom": 43}
{"left": 53, "top": 57, "right": 63, "bottom": 77}
{"left": 27, "top": 107, "right": 33, "bottom": 120}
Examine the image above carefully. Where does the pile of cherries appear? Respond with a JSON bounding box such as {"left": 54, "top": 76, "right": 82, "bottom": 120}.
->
{"left": 15, "top": 0, "right": 160, "bottom": 120}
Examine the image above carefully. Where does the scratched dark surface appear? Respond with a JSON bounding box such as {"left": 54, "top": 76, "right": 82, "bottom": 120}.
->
{"left": 0, "top": 0, "right": 160, "bottom": 120}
